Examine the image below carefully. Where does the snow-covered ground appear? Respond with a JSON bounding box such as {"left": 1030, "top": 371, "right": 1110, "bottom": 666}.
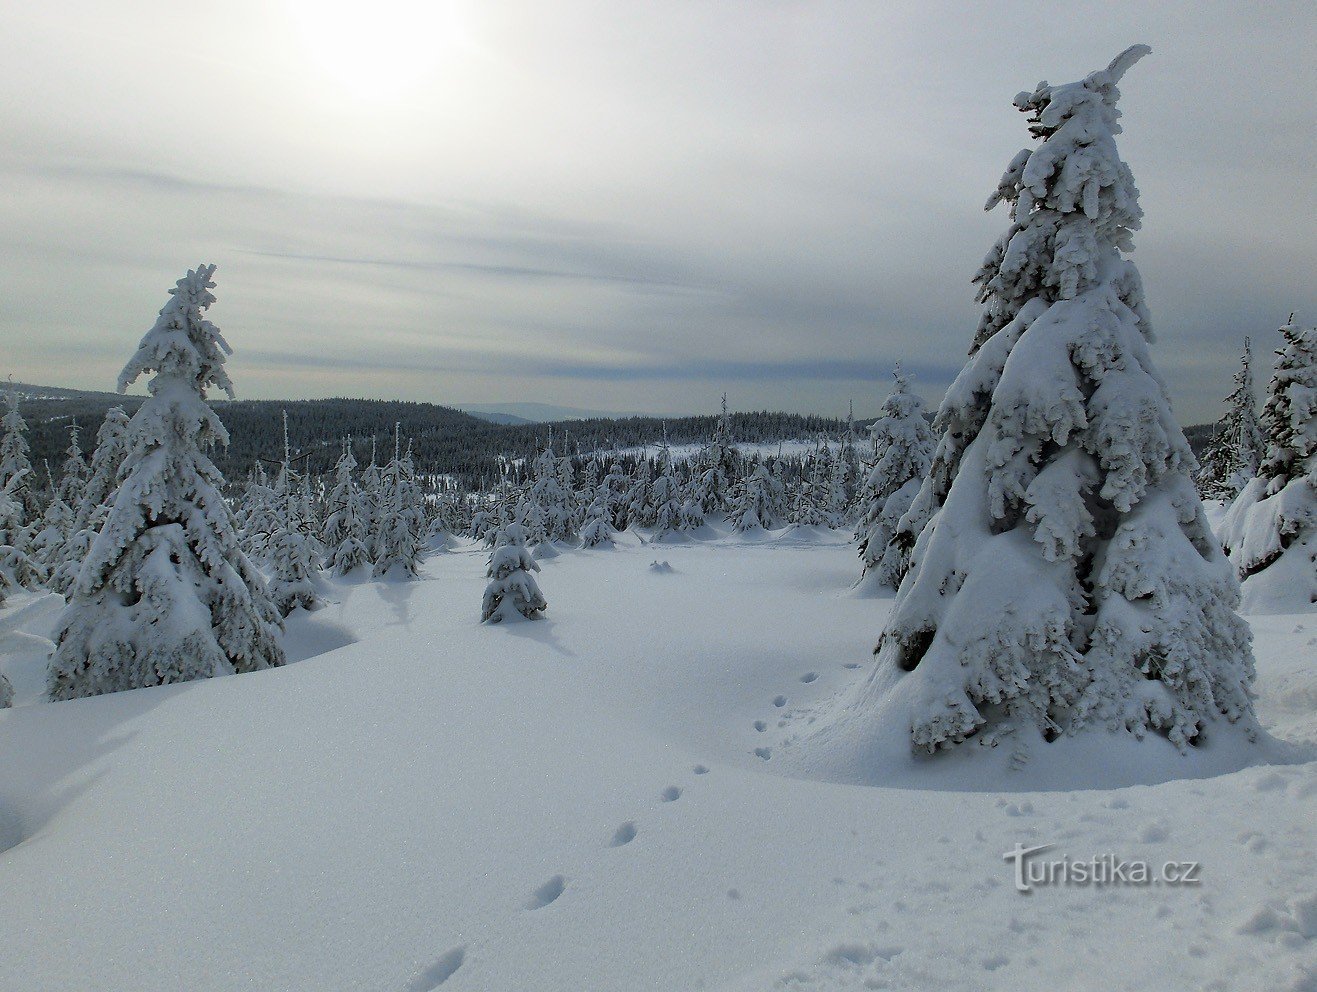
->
{"left": 1, "top": 529, "right": 1315, "bottom": 991}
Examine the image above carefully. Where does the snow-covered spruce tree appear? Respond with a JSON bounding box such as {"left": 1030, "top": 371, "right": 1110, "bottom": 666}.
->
{"left": 55, "top": 421, "right": 89, "bottom": 507}
{"left": 1198, "top": 337, "right": 1265, "bottom": 499}
{"left": 694, "top": 394, "right": 740, "bottom": 516}
{"left": 854, "top": 48, "right": 1255, "bottom": 757}
{"left": 0, "top": 471, "right": 44, "bottom": 606}
{"left": 1219, "top": 319, "right": 1317, "bottom": 610}
{"left": 371, "top": 427, "right": 424, "bottom": 579}
{"left": 601, "top": 458, "right": 632, "bottom": 529}
{"left": 828, "top": 408, "right": 859, "bottom": 524}
{"left": 481, "top": 522, "right": 547, "bottom": 623}
{"left": 71, "top": 406, "right": 130, "bottom": 535}
{"left": 51, "top": 407, "right": 135, "bottom": 596}
{"left": 0, "top": 383, "right": 40, "bottom": 521}
{"left": 265, "top": 426, "right": 322, "bottom": 615}
{"left": 649, "top": 440, "right": 684, "bottom": 539}
{"left": 48, "top": 265, "right": 284, "bottom": 700}
{"left": 29, "top": 463, "right": 72, "bottom": 575}
{"left": 855, "top": 366, "right": 936, "bottom": 591}
{"left": 789, "top": 449, "right": 830, "bottom": 527}
{"left": 267, "top": 491, "right": 323, "bottom": 615}
{"left": 580, "top": 491, "right": 617, "bottom": 547}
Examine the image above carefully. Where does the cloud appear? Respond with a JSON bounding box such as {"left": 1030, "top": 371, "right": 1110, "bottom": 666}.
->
{"left": 0, "top": 1, "right": 1313, "bottom": 422}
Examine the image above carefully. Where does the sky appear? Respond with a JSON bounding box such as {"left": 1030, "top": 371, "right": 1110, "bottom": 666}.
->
{"left": 1, "top": 2, "right": 1314, "bottom": 423}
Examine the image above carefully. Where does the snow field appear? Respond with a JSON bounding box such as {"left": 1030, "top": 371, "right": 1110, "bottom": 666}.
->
{"left": 0, "top": 529, "right": 1314, "bottom": 991}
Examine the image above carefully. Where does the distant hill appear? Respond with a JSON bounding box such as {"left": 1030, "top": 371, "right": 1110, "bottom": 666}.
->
{"left": 10, "top": 383, "right": 859, "bottom": 490}
{"left": 457, "top": 402, "right": 662, "bottom": 423}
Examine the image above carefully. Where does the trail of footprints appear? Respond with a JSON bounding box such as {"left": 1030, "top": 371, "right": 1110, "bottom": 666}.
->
{"left": 748, "top": 661, "right": 870, "bottom": 761}
{"left": 412, "top": 666, "right": 872, "bottom": 987}
{"left": 410, "top": 762, "right": 711, "bottom": 989}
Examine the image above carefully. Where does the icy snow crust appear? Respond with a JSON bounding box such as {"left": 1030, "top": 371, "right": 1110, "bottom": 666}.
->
{"left": 1, "top": 528, "right": 1315, "bottom": 992}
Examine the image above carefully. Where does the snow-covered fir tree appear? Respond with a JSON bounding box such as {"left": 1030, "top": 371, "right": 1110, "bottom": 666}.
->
{"left": 529, "top": 442, "right": 576, "bottom": 542}
{"left": 321, "top": 440, "right": 364, "bottom": 571}
{"left": 0, "top": 383, "right": 40, "bottom": 521}
{"left": 371, "top": 426, "right": 424, "bottom": 579}
{"left": 849, "top": 48, "right": 1255, "bottom": 757}
{"left": 624, "top": 457, "right": 655, "bottom": 529}
{"left": 649, "top": 438, "right": 685, "bottom": 539}
{"left": 48, "top": 264, "right": 285, "bottom": 700}
{"left": 694, "top": 394, "right": 740, "bottom": 515}
{"left": 266, "top": 422, "right": 322, "bottom": 615}
{"left": 1220, "top": 318, "right": 1317, "bottom": 611}
{"left": 29, "top": 462, "right": 72, "bottom": 574}
{"left": 481, "top": 521, "right": 547, "bottom": 623}
{"left": 0, "top": 471, "right": 44, "bottom": 606}
{"left": 51, "top": 407, "right": 135, "bottom": 596}
{"left": 71, "top": 406, "right": 131, "bottom": 535}
{"left": 827, "top": 407, "right": 859, "bottom": 524}
{"left": 1198, "top": 337, "right": 1265, "bottom": 499}
{"left": 730, "top": 458, "right": 779, "bottom": 532}
{"left": 580, "top": 490, "right": 617, "bottom": 547}
{"left": 53, "top": 421, "right": 89, "bottom": 507}
{"left": 854, "top": 366, "right": 936, "bottom": 591}
{"left": 789, "top": 446, "right": 830, "bottom": 527}
{"left": 601, "top": 457, "right": 632, "bottom": 529}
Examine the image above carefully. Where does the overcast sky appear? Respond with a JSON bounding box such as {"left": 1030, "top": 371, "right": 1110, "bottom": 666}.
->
{"left": 1, "top": 1, "right": 1313, "bottom": 422}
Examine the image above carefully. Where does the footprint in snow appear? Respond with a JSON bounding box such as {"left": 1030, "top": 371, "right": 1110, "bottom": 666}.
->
{"left": 408, "top": 946, "right": 466, "bottom": 990}
{"left": 754, "top": 720, "right": 767, "bottom": 732}
{"left": 754, "top": 747, "right": 772, "bottom": 761}
{"left": 660, "top": 786, "right": 682, "bottom": 802}
{"left": 800, "top": 672, "right": 819, "bottom": 683}
{"left": 610, "top": 822, "right": 638, "bottom": 847}
{"left": 525, "top": 875, "right": 566, "bottom": 910}
{"left": 693, "top": 764, "right": 709, "bottom": 775}
{"left": 842, "top": 662, "right": 861, "bottom": 670}
{"left": 772, "top": 695, "right": 787, "bottom": 708}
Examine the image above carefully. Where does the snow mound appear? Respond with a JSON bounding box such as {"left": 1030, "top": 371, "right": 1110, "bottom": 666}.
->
{"left": 777, "top": 662, "right": 1306, "bottom": 792}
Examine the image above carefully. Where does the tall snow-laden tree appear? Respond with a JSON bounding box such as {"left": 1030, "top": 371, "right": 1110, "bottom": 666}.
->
{"left": 1219, "top": 319, "right": 1317, "bottom": 611}
{"left": 694, "top": 394, "right": 740, "bottom": 515}
{"left": 0, "top": 471, "right": 44, "bottom": 606}
{"left": 855, "top": 367, "right": 936, "bottom": 591}
{"left": 1198, "top": 337, "right": 1265, "bottom": 499}
{"left": 48, "top": 264, "right": 285, "bottom": 700}
{"left": 372, "top": 426, "right": 424, "bottom": 579}
{"left": 849, "top": 48, "right": 1255, "bottom": 757}
{"left": 52, "top": 407, "right": 134, "bottom": 596}
{"left": 323, "top": 440, "right": 372, "bottom": 575}
{"left": 0, "top": 383, "right": 40, "bottom": 520}
{"left": 580, "top": 490, "right": 617, "bottom": 547}
{"left": 266, "top": 423, "right": 322, "bottom": 615}
{"left": 649, "top": 439, "right": 684, "bottom": 538}
{"left": 71, "top": 407, "right": 131, "bottom": 535}
{"left": 481, "top": 522, "right": 547, "bottom": 623}
{"left": 55, "top": 421, "right": 89, "bottom": 507}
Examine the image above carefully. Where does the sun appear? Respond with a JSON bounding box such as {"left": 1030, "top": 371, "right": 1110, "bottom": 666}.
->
{"left": 287, "top": 0, "right": 465, "bottom": 101}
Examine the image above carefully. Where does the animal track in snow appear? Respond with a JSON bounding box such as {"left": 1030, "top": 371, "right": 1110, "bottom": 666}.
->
{"left": 610, "top": 822, "right": 637, "bottom": 847}
{"left": 772, "top": 695, "right": 787, "bottom": 708}
{"left": 526, "top": 875, "right": 566, "bottom": 910}
{"left": 692, "top": 764, "right": 709, "bottom": 775}
{"left": 754, "top": 747, "right": 772, "bottom": 761}
{"left": 660, "top": 786, "right": 682, "bottom": 802}
{"left": 842, "top": 662, "right": 861, "bottom": 670}
{"left": 754, "top": 720, "right": 767, "bottom": 732}
{"left": 408, "top": 946, "right": 466, "bottom": 990}
{"left": 800, "top": 672, "right": 819, "bottom": 683}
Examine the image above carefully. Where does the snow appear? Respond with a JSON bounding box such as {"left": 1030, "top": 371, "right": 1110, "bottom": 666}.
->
{"left": 1, "top": 527, "right": 1316, "bottom": 991}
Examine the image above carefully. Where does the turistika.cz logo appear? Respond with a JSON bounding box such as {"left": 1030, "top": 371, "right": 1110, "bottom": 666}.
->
{"left": 1003, "top": 843, "right": 1202, "bottom": 894}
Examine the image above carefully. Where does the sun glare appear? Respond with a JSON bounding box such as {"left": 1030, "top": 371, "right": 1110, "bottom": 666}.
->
{"left": 287, "top": 0, "right": 464, "bottom": 101}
